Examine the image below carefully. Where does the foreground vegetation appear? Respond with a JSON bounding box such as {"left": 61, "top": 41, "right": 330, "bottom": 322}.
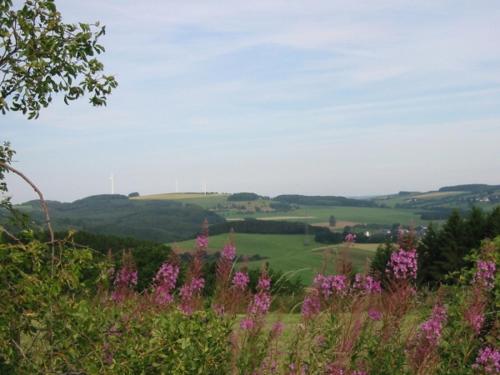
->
{"left": 173, "top": 232, "right": 377, "bottom": 284}
{"left": 1, "top": 225, "right": 498, "bottom": 374}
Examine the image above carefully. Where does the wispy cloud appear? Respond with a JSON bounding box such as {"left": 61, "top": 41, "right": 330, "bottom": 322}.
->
{"left": 3, "top": 0, "right": 500, "bottom": 201}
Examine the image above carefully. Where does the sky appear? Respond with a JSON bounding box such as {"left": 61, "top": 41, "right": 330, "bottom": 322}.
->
{"left": 2, "top": 0, "right": 500, "bottom": 203}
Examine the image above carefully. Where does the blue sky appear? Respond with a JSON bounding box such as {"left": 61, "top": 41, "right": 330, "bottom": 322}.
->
{"left": 3, "top": 0, "right": 500, "bottom": 202}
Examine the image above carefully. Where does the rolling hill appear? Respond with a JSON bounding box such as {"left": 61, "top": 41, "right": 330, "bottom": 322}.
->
{"left": 5, "top": 194, "right": 224, "bottom": 242}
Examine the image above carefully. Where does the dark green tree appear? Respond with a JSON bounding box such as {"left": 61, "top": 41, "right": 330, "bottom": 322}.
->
{"left": 485, "top": 206, "right": 500, "bottom": 238}
{"left": 463, "top": 206, "right": 486, "bottom": 250}
{"left": 329, "top": 215, "right": 337, "bottom": 227}
{"left": 370, "top": 239, "right": 395, "bottom": 286}
{"left": 434, "top": 210, "right": 467, "bottom": 280}
{"left": 416, "top": 223, "right": 441, "bottom": 286}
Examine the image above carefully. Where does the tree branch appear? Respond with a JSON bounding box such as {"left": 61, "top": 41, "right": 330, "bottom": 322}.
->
{"left": 0, "top": 162, "right": 54, "bottom": 244}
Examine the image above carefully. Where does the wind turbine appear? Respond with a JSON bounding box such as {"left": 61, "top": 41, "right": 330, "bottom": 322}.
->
{"left": 109, "top": 173, "right": 115, "bottom": 194}
{"left": 175, "top": 178, "right": 179, "bottom": 193}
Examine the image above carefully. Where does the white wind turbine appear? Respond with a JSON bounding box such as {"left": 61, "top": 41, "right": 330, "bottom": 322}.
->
{"left": 109, "top": 173, "right": 115, "bottom": 194}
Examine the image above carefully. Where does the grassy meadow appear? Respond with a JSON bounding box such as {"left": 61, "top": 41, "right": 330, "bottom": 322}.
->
{"left": 172, "top": 233, "right": 379, "bottom": 283}
{"left": 221, "top": 205, "right": 425, "bottom": 226}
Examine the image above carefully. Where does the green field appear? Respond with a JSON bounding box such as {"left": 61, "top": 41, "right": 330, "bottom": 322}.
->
{"left": 132, "top": 192, "right": 229, "bottom": 209}
{"left": 221, "top": 205, "right": 424, "bottom": 226}
{"left": 172, "top": 233, "right": 379, "bottom": 283}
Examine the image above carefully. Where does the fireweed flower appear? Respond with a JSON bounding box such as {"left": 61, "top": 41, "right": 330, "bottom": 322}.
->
{"left": 418, "top": 303, "right": 447, "bottom": 345}
{"left": 473, "top": 346, "right": 500, "bottom": 374}
{"left": 474, "top": 260, "right": 496, "bottom": 290}
{"left": 240, "top": 317, "right": 255, "bottom": 330}
{"left": 221, "top": 243, "right": 236, "bottom": 261}
{"left": 153, "top": 262, "right": 179, "bottom": 305}
{"left": 232, "top": 271, "right": 250, "bottom": 290}
{"left": 257, "top": 275, "right": 271, "bottom": 292}
{"left": 353, "top": 274, "right": 382, "bottom": 294}
{"left": 386, "top": 248, "right": 418, "bottom": 280}
{"left": 368, "top": 309, "right": 382, "bottom": 321}
{"left": 344, "top": 233, "right": 357, "bottom": 243}
{"left": 196, "top": 234, "right": 209, "bottom": 250}
{"left": 465, "top": 300, "right": 486, "bottom": 335}
{"left": 301, "top": 292, "right": 321, "bottom": 319}
{"left": 314, "top": 274, "right": 349, "bottom": 298}
{"left": 180, "top": 277, "right": 205, "bottom": 315}
{"left": 249, "top": 292, "right": 271, "bottom": 315}
{"left": 325, "top": 365, "right": 367, "bottom": 375}
{"left": 111, "top": 265, "right": 138, "bottom": 302}
{"left": 271, "top": 321, "right": 284, "bottom": 338}
{"left": 240, "top": 273, "right": 272, "bottom": 330}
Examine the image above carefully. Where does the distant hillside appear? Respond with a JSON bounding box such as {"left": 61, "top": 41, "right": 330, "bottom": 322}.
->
{"left": 227, "top": 192, "right": 264, "bottom": 201}
{"left": 374, "top": 184, "right": 500, "bottom": 218}
{"left": 6, "top": 194, "right": 225, "bottom": 242}
{"left": 274, "top": 194, "right": 377, "bottom": 207}
{"left": 438, "top": 184, "right": 500, "bottom": 193}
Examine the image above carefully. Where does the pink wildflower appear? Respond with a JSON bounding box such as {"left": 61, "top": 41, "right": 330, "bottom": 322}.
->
{"left": 386, "top": 248, "right": 418, "bottom": 280}
{"left": 221, "top": 243, "right": 236, "bottom": 261}
{"left": 196, "top": 234, "right": 209, "bottom": 250}
{"left": 232, "top": 271, "right": 250, "bottom": 290}
{"left": 465, "top": 305, "right": 485, "bottom": 335}
{"left": 344, "top": 233, "right": 357, "bottom": 243}
{"left": 249, "top": 292, "right": 271, "bottom": 315}
{"left": 301, "top": 292, "right": 321, "bottom": 319}
{"left": 314, "top": 274, "right": 348, "bottom": 298}
{"left": 179, "top": 277, "right": 205, "bottom": 315}
{"left": 271, "top": 321, "right": 284, "bottom": 337}
{"left": 240, "top": 317, "right": 255, "bottom": 330}
{"left": 153, "top": 262, "right": 179, "bottom": 305}
{"left": 326, "top": 365, "right": 367, "bottom": 375}
{"left": 257, "top": 275, "right": 271, "bottom": 291}
{"left": 353, "top": 274, "right": 382, "bottom": 294}
{"left": 474, "top": 260, "right": 496, "bottom": 290}
{"left": 368, "top": 309, "right": 382, "bottom": 321}
{"left": 473, "top": 346, "right": 500, "bottom": 374}
{"left": 111, "top": 265, "right": 138, "bottom": 302}
{"left": 418, "top": 303, "right": 447, "bottom": 345}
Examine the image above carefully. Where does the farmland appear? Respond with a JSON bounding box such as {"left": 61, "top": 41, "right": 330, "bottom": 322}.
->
{"left": 221, "top": 205, "right": 425, "bottom": 226}
{"left": 172, "top": 233, "right": 379, "bottom": 283}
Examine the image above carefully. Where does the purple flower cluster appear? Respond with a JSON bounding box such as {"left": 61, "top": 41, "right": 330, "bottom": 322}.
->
{"left": 386, "top": 248, "right": 418, "bottom": 280}
{"left": 473, "top": 346, "right": 500, "bottom": 374}
{"left": 465, "top": 304, "right": 485, "bottom": 335}
{"left": 325, "top": 364, "right": 367, "bottom": 375}
{"left": 257, "top": 275, "right": 271, "bottom": 291}
{"left": 111, "top": 265, "right": 138, "bottom": 302}
{"left": 301, "top": 292, "right": 321, "bottom": 319}
{"left": 368, "top": 309, "right": 382, "bottom": 321}
{"left": 180, "top": 277, "right": 205, "bottom": 315}
{"left": 418, "top": 303, "right": 447, "bottom": 346}
{"left": 344, "top": 233, "right": 357, "bottom": 243}
{"left": 153, "top": 262, "right": 179, "bottom": 305}
{"left": 240, "top": 273, "right": 272, "bottom": 330}
{"left": 314, "top": 274, "right": 348, "bottom": 298}
{"left": 249, "top": 292, "right": 271, "bottom": 315}
{"left": 232, "top": 271, "right": 250, "bottom": 290}
{"left": 240, "top": 317, "right": 255, "bottom": 330}
{"left": 474, "top": 260, "right": 496, "bottom": 290}
{"left": 221, "top": 243, "right": 236, "bottom": 261}
{"left": 196, "top": 234, "right": 209, "bottom": 250}
{"left": 353, "top": 274, "right": 382, "bottom": 294}
{"left": 271, "top": 321, "right": 284, "bottom": 337}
